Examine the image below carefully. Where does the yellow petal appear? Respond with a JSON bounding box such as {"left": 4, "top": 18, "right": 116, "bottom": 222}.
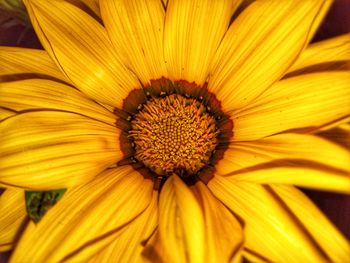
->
{"left": 0, "top": 108, "right": 15, "bottom": 122}
{"left": 24, "top": 0, "right": 139, "bottom": 107}
{"left": 314, "top": 116, "right": 350, "bottom": 133}
{"left": 0, "top": 111, "right": 121, "bottom": 189}
{"left": 209, "top": 0, "right": 327, "bottom": 111}
{"left": 233, "top": 72, "right": 350, "bottom": 141}
{"left": 0, "top": 79, "right": 116, "bottom": 125}
{"left": 231, "top": 166, "right": 350, "bottom": 194}
{"left": 287, "top": 33, "right": 350, "bottom": 75}
{"left": 162, "top": 0, "right": 168, "bottom": 7}
{"left": 88, "top": 191, "right": 158, "bottom": 263}
{"left": 272, "top": 185, "right": 350, "bottom": 262}
{"left": 142, "top": 230, "right": 167, "bottom": 263}
{"left": 191, "top": 181, "right": 243, "bottom": 263}
{"left": 71, "top": 0, "right": 100, "bottom": 17}
{"left": 0, "top": 188, "right": 27, "bottom": 252}
{"left": 288, "top": 61, "right": 350, "bottom": 76}
{"left": 10, "top": 167, "right": 154, "bottom": 263}
{"left": 208, "top": 178, "right": 328, "bottom": 262}
{"left": 82, "top": 0, "right": 99, "bottom": 15}
{"left": 319, "top": 123, "right": 350, "bottom": 148}
{"left": 164, "top": 0, "right": 236, "bottom": 85}
{"left": 144, "top": 179, "right": 243, "bottom": 263}
{"left": 0, "top": 47, "right": 68, "bottom": 82}
{"left": 307, "top": 0, "right": 334, "bottom": 43}
{"left": 157, "top": 175, "right": 205, "bottom": 263}
{"left": 242, "top": 249, "right": 270, "bottom": 263}
{"left": 217, "top": 133, "right": 350, "bottom": 175}
{"left": 48, "top": 0, "right": 100, "bottom": 18}
{"left": 100, "top": 0, "right": 167, "bottom": 85}
{"left": 143, "top": 228, "right": 239, "bottom": 263}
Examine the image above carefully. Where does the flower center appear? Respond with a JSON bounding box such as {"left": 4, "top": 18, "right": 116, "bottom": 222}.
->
{"left": 116, "top": 78, "right": 232, "bottom": 185}
{"left": 130, "top": 94, "right": 218, "bottom": 175}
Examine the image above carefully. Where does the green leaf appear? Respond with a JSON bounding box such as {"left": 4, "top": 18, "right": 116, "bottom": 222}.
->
{"left": 25, "top": 189, "right": 66, "bottom": 223}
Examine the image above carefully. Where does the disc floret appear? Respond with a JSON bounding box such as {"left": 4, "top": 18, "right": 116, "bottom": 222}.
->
{"left": 117, "top": 78, "right": 233, "bottom": 184}
{"left": 130, "top": 94, "right": 218, "bottom": 175}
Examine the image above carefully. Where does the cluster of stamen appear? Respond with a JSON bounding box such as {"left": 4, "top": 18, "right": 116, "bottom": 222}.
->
{"left": 117, "top": 79, "right": 233, "bottom": 185}
{"left": 129, "top": 94, "right": 218, "bottom": 175}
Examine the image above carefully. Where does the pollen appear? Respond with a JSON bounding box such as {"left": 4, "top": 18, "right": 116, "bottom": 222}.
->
{"left": 129, "top": 94, "right": 218, "bottom": 176}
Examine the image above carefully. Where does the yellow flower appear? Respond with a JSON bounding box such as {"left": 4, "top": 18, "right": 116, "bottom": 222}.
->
{"left": 1, "top": 0, "right": 350, "bottom": 262}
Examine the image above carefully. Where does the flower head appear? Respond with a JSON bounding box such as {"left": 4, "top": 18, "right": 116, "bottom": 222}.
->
{"left": 0, "top": 0, "right": 350, "bottom": 262}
